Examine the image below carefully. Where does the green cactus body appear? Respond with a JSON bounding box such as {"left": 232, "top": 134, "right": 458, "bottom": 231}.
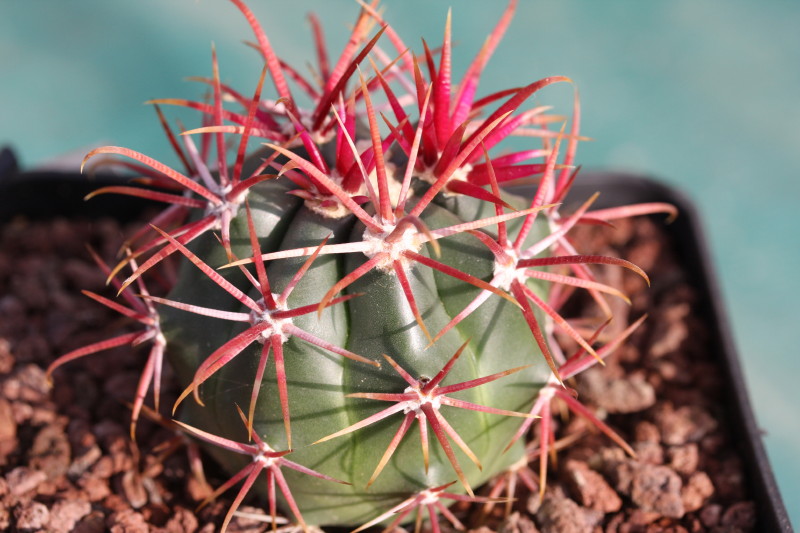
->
{"left": 161, "top": 172, "right": 553, "bottom": 525}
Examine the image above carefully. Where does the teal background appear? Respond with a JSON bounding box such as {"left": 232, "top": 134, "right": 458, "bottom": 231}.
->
{"left": 1, "top": 1, "right": 797, "bottom": 526}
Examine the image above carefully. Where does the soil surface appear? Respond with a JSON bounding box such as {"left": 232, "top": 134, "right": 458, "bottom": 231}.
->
{"left": 0, "top": 211, "right": 756, "bottom": 532}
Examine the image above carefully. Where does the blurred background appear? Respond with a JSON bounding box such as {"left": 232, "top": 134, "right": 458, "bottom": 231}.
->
{"left": 1, "top": 0, "right": 797, "bottom": 525}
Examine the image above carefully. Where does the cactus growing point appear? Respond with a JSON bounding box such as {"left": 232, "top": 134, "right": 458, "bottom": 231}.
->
{"left": 48, "top": 0, "right": 678, "bottom": 530}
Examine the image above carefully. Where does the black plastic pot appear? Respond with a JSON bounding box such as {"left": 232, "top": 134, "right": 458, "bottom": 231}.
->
{"left": 0, "top": 147, "right": 792, "bottom": 531}
{"left": 0, "top": 147, "right": 159, "bottom": 221}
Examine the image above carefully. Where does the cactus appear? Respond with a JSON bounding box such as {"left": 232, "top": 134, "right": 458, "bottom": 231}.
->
{"left": 48, "top": 1, "right": 677, "bottom": 530}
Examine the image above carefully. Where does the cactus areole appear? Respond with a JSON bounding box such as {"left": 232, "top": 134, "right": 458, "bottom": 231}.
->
{"left": 162, "top": 173, "right": 552, "bottom": 525}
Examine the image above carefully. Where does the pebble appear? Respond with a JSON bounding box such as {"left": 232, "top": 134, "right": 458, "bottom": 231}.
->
{"left": 634, "top": 421, "right": 660, "bottom": 443}
{"left": 108, "top": 509, "right": 149, "bottom": 533}
{"left": 152, "top": 506, "right": 199, "bottom": 533}
{"left": 667, "top": 444, "right": 699, "bottom": 476}
{"left": 28, "top": 423, "right": 71, "bottom": 480}
{"left": 633, "top": 440, "right": 664, "bottom": 465}
{"left": 0, "top": 338, "right": 14, "bottom": 374}
{"left": 578, "top": 368, "right": 656, "bottom": 414}
{"left": 700, "top": 504, "right": 723, "bottom": 528}
{"left": 649, "top": 303, "right": 690, "bottom": 358}
{"left": 499, "top": 512, "right": 540, "bottom": 533}
{"left": 73, "top": 511, "right": 107, "bottom": 533}
{"left": 536, "top": 488, "right": 603, "bottom": 533}
{"left": 563, "top": 460, "right": 622, "bottom": 514}
{"left": 606, "top": 459, "right": 685, "bottom": 519}
{"left": 14, "top": 500, "right": 50, "bottom": 531}
{"left": 631, "top": 463, "right": 685, "bottom": 518}
{"left": 654, "top": 404, "right": 718, "bottom": 446}
{"left": 48, "top": 499, "right": 92, "bottom": 533}
{"left": 5, "top": 466, "right": 47, "bottom": 496}
{"left": 0, "top": 398, "right": 17, "bottom": 464}
{"left": 719, "top": 501, "right": 757, "bottom": 531}
{"left": 681, "top": 471, "right": 714, "bottom": 513}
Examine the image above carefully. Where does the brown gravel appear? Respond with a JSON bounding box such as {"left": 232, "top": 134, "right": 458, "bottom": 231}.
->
{"left": 0, "top": 211, "right": 757, "bottom": 532}
{"left": 563, "top": 460, "right": 622, "bottom": 514}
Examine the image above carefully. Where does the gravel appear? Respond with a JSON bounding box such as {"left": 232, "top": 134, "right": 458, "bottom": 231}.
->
{"left": 0, "top": 213, "right": 758, "bottom": 532}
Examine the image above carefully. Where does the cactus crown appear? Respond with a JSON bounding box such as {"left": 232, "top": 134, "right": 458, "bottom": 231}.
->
{"left": 49, "top": 1, "right": 677, "bottom": 530}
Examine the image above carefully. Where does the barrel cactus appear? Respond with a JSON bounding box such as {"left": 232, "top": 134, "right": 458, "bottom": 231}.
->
{"left": 48, "top": 0, "right": 675, "bottom": 530}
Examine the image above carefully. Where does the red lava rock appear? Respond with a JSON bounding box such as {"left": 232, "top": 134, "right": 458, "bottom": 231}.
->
{"left": 29, "top": 404, "right": 59, "bottom": 426}
{"left": 90, "top": 455, "right": 115, "bottom": 480}
{"left": 0, "top": 398, "right": 17, "bottom": 464}
{"left": 686, "top": 515, "right": 705, "bottom": 533}
{"left": 646, "top": 523, "right": 688, "bottom": 533}
{"left": 142, "top": 502, "right": 172, "bottom": 526}
{"left": 634, "top": 421, "right": 660, "bottom": 444}
{"left": 5, "top": 465, "right": 47, "bottom": 496}
{"left": 121, "top": 469, "right": 149, "bottom": 509}
{"left": 653, "top": 404, "right": 718, "bottom": 446}
{"left": 605, "top": 509, "right": 662, "bottom": 532}
{"left": 633, "top": 440, "right": 664, "bottom": 465}
{"left": 680, "top": 471, "right": 714, "bottom": 513}
{"left": 73, "top": 510, "right": 107, "bottom": 533}
{"left": 710, "top": 457, "right": 747, "bottom": 502}
{"left": 104, "top": 493, "right": 134, "bottom": 513}
{"left": 525, "top": 492, "right": 542, "bottom": 516}
{"left": 69, "top": 441, "right": 103, "bottom": 478}
{"left": 626, "top": 462, "right": 685, "bottom": 519}
{"left": 699, "top": 433, "right": 725, "bottom": 456}
{"left": 13, "top": 500, "right": 50, "bottom": 531}
{"left": 151, "top": 505, "right": 199, "bottom": 533}
{"left": 11, "top": 401, "right": 35, "bottom": 426}
{"left": 604, "top": 458, "right": 636, "bottom": 495}
{"left": 79, "top": 473, "right": 112, "bottom": 502}
{"left": 499, "top": 512, "right": 541, "bottom": 533}
{"left": 578, "top": 367, "right": 656, "bottom": 414}
{"left": 48, "top": 499, "right": 92, "bottom": 533}
{"left": 11, "top": 365, "right": 50, "bottom": 403}
{"left": 535, "top": 488, "right": 603, "bottom": 533}
{"left": 0, "top": 338, "right": 14, "bottom": 374}
{"left": 28, "top": 423, "right": 71, "bottom": 480}
{"left": 0, "top": 502, "right": 10, "bottom": 531}
{"left": 108, "top": 508, "right": 149, "bottom": 533}
{"left": 699, "top": 503, "right": 723, "bottom": 528}
{"left": 186, "top": 469, "right": 215, "bottom": 503}
{"left": 563, "top": 460, "right": 622, "bottom": 514}
{"left": 68, "top": 419, "right": 98, "bottom": 454}
{"left": 604, "top": 512, "right": 625, "bottom": 533}
{"left": 626, "top": 509, "right": 663, "bottom": 527}
{"left": 93, "top": 420, "right": 134, "bottom": 474}
{"left": 666, "top": 444, "right": 699, "bottom": 476}
{"left": 649, "top": 303, "right": 690, "bottom": 359}
{"left": 718, "top": 501, "right": 756, "bottom": 532}
{"left": 225, "top": 504, "right": 272, "bottom": 533}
